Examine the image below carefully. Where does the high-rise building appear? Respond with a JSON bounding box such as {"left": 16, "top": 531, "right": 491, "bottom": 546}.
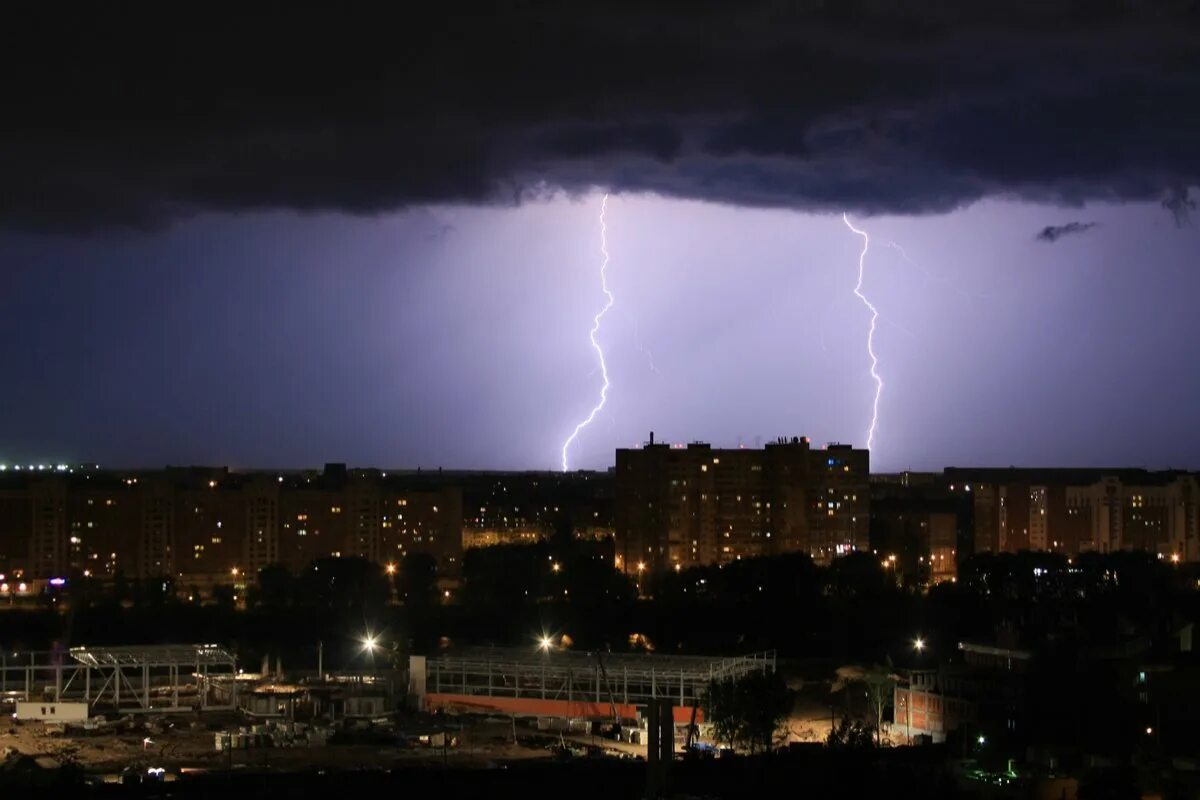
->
{"left": 947, "top": 468, "right": 1200, "bottom": 561}
{"left": 0, "top": 465, "right": 465, "bottom": 585}
{"left": 380, "top": 486, "right": 463, "bottom": 571}
{"left": 869, "top": 494, "right": 963, "bottom": 585}
{"left": 138, "top": 477, "right": 176, "bottom": 577}
{"left": 243, "top": 477, "right": 280, "bottom": 575}
{"left": 614, "top": 434, "right": 869, "bottom": 572}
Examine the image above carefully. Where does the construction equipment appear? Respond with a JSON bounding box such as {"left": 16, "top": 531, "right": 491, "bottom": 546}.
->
{"left": 684, "top": 701, "right": 700, "bottom": 752}
{"left": 593, "top": 649, "right": 623, "bottom": 737}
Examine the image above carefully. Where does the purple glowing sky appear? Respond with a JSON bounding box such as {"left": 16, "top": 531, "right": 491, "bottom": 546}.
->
{"left": 1, "top": 192, "right": 1197, "bottom": 471}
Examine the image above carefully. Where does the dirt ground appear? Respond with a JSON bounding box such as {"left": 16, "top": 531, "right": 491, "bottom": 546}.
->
{"left": 0, "top": 716, "right": 556, "bottom": 776}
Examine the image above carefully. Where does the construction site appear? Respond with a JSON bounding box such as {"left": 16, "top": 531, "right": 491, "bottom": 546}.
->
{"left": 413, "top": 647, "right": 776, "bottom": 728}
{"left": 0, "top": 642, "right": 783, "bottom": 786}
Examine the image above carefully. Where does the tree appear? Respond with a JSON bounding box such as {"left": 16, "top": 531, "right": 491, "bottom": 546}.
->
{"left": 826, "top": 714, "right": 877, "bottom": 750}
{"left": 702, "top": 671, "right": 794, "bottom": 753}
{"left": 401, "top": 553, "right": 438, "bottom": 607}
{"left": 211, "top": 583, "right": 237, "bottom": 611}
{"left": 703, "top": 676, "right": 740, "bottom": 749}
{"left": 739, "top": 670, "right": 794, "bottom": 752}
{"left": 256, "top": 563, "right": 293, "bottom": 608}
{"left": 295, "top": 556, "right": 389, "bottom": 612}
{"left": 833, "top": 664, "right": 898, "bottom": 746}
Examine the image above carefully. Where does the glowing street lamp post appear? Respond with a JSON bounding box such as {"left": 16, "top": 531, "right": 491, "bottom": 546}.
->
{"left": 361, "top": 633, "right": 381, "bottom": 675}
{"left": 907, "top": 637, "right": 926, "bottom": 745}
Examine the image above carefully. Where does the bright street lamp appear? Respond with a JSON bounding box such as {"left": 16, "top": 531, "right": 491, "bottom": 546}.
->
{"left": 913, "top": 637, "right": 926, "bottom": 653}
{"left": 538, "top": 636, "right": 553, "bottom": 652}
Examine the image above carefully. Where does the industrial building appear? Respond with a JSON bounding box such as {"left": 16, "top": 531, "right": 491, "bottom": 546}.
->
{"left": 411, "top": 647, "right": 775, "bottom": 725}
{"left": 0, "top": 644, "right": 238, "bottom": 716}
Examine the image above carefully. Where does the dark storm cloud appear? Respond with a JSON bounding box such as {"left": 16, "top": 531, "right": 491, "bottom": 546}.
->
{"left": 1162, "top": 187, "right": 1197, "bottom": 226}
{"left": 3, "top": 2, "right": 1200, "bottom": 231}
{"left": 1036, "top": 221, "right": 1097, "bottom": 242}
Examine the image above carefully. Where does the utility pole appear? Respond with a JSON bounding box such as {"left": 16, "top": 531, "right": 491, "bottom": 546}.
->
{"left": 317, "top": 641, "right": 323, "bottom": 681}
{"left": 906, "top": 682, "right": 912, "bottom": 745}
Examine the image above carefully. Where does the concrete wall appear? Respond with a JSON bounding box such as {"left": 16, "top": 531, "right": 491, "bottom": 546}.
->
{"left": 15, "top": 700, "right": 87, "bottom": 722}
{"left": 423, "top": 692, "right": 702, "bottom": 724}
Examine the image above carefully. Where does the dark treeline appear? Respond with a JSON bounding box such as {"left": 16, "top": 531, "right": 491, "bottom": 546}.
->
{"left": 2, "top": 543, "right": 1197, "bottom": 675}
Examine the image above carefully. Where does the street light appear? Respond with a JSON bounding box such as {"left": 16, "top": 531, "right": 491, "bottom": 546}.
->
{"left": 538, "top": 635, "right": 553, "bottom": 652}
{"left": 385, "top": 563, "right": 397, "bottom": 576}
{"left": 913, "top": 637, "right": 926, "bottom": 653}
{"left": 551, "top": 562, "right": 561, "bottom": 573}
{"left": 977, "top": 734, "right": 986, "bottom": 746}
{"left": 362, "top": 634, "right": 379, "bottom": 652}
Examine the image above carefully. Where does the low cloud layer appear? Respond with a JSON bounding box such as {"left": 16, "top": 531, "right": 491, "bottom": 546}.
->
{"left": 3, "top": 3, "right": 1200, "bottom": 231}
{"left": 1036, "top": 221, "right": 1098, "bottom": 242}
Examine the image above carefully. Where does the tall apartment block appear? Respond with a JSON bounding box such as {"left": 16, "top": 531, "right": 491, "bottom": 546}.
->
{"left": 614, "top": 434, "right": 869, "bottom": 572}
{"left": 946, "top": 468, "right": 1200, "bottom": 561}
{"left": 0, "top": 465, "right": 463, "bottom": 584}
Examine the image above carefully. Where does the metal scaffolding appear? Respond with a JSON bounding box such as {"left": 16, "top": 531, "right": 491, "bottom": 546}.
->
{"left": 0, "top": 643, "right": 237, "bottom": 714}
{"left": 423, "top": 648, "right": 775, "bottom": 711}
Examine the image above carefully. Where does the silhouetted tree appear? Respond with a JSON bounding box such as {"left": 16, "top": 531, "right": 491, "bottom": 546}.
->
{"left": 256, "top": 563, "right": 293, "bottom": 608}
{"left": 401, "top": 553, "right": 438, "bottom": 607}
{"left": 826, "top": 714, "right": 877, "bottom": 750}
{"left": 704, "top": 676, "right": 740, "bottom": 750}
{"left": 295, "top": 557, "right": 388, "bottom": 613}
{"left": 702, "top": 671, "right": 794, "bottom": 753}
{"left": 833, "top": 664, "right": 898, "bottom": 746}
{"left": 211, "top": 583, "right": 236, "bottom": 611}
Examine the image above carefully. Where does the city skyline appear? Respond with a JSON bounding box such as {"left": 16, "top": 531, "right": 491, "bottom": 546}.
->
{"left": 4, "top": 6, "right": 1200, "bottom": 791}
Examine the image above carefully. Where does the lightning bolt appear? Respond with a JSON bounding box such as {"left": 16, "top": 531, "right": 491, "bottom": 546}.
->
{"left": 561, "top": 193, "right": 614, "bottom": 471}
{"left": 631, "top": 316, "right": 662, "bottom": 376}
{"left": 842, "top": 213, "right": 882, "bottom": 453}
{"left": 885, "top": 239, "right": 986, "bottom": 307}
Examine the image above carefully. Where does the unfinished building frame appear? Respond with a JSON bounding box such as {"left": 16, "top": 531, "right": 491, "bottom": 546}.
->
{"left": 415, "top": 649, "right": 775, "bottom": 721}
{"left": 0, "top": 644, "right": 237, "bottom": 714}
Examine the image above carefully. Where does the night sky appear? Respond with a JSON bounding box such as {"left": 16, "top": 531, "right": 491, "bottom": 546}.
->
{"left": 1, "top": 4, "right": 1198, "bottom": 471}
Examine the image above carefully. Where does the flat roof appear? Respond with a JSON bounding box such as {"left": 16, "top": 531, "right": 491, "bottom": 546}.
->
{"left": 68, "top": 644, "right": 235, "bottom": 667}
{"left": 431, "top": 646, "right": 773, "bottom": 675}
